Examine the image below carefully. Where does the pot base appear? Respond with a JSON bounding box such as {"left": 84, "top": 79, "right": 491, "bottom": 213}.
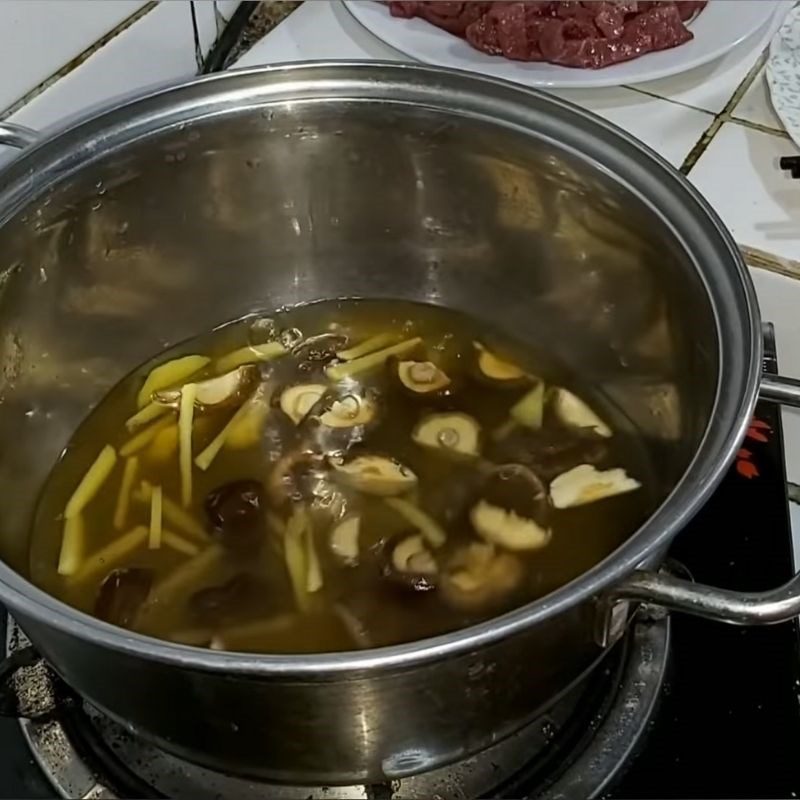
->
{"left": 7, "top": 612, "right": 669, "bottom": 799}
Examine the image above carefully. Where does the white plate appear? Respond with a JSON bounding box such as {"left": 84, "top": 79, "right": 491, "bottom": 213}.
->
{"left": 767, "top": 5, "right": 800, "bottom": 147}
{"left": 344, "top": 0, "right": 781, "bottom": 88}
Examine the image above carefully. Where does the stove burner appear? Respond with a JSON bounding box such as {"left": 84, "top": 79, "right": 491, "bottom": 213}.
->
{"left": 5, "top": 613, "right": 669, "bottom": 799}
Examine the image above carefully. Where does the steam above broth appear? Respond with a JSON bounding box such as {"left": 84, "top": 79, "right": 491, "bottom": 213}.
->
{"left": 29, "top": 300, "right": 649, "bottom": 654}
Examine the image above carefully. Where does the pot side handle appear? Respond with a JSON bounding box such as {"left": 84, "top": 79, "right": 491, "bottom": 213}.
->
{"left": 606, "top": 370, "right": 800, "bottom": 626}
{"left": 607, "top": 569, "right": 800, "bottom": 625}
{"left": 0, "top": 123, "right": 39, "bottom": 150}
{"left": 760, "top": 373, "right": 800, "bottom": 407}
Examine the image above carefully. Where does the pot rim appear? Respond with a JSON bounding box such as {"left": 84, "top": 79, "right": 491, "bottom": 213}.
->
{"left": 0, "top": 61, "right": 761, "bottom": 675}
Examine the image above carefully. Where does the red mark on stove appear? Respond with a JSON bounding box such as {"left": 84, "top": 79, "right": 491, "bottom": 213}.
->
{"left": 735, "top": 418, "right": 772, "bottom": 479}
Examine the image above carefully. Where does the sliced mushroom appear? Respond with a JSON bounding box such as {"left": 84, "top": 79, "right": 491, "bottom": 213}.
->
{"left": 279, "top": 384, "right": 327, "bottom": 425}
{"left": 412, "top": 412, "right": 480, "bottom": 459}
{"left": 319, "top": 394, "right": 376, "bottom": 428}
{"left": 482, "top": 463, "right": 550, "bottom": 528}
{"left": 94, "top": 567, "right": 153, "bottom": 629}
{"left": 188, "top": 573, "right": 272, "bottom": 626}
{"left": 549, "top": 464, "right": 641, "bottom": 509}
{"left": 330, "top": 515, "right": 360, "bottom": 564}
{"left": 154, "top": 365, "right": 258, "bottom": 412}
{"left": 381, "top": 533, "right": 438, "bottom": 592}
{"left": 550, "top": 388, "right": 612, "bottom": 438}
{"left": 204, "top": 479, "right": 265, "bottom": 554}
{"left": 329, "top": 454, "right": 417, "bottom": 497}
{"left": 474, "top": 342, "right": 526, "bottom": 384}
{"left": 470, "top": 500, "right": 551, "bottom": 551}
{"left": 397, "top": 360, "right": 451, "bottom": 394}
{"left": 487, "top": 427, "right": 608, "bottom": 482}
{"left": 441, "top": 543, "right": 523, "bottom": 611}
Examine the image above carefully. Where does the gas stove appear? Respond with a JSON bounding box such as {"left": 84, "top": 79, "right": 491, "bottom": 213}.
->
{"left": 1, "top": 326, "right": 798, "bottom": 800}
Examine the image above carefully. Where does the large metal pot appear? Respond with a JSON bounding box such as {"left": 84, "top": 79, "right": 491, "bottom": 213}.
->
{"left": 0, "top": 62, "right": 798, "bottom": 784}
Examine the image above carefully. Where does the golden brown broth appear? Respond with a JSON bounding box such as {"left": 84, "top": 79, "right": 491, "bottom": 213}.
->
{"left": 29, "top": 299, "right": 653, "bottom": 653}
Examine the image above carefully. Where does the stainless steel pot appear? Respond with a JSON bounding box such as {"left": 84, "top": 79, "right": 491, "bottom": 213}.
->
{"left": 0, "top": 62, "right": 798, "bottom": 784}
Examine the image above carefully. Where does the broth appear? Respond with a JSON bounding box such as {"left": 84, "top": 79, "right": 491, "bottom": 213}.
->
{"left": 29, "top": 299, "right": 652, "bottom": 653}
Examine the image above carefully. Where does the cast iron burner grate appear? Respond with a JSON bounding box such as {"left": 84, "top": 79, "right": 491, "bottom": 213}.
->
{"left": 3, "top": 613, "right": 669, "bottom": 800}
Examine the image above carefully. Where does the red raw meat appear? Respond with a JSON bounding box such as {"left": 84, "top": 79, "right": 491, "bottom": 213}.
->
{"left": 388, "top": 1, "right": 708, "bottom": 70}
{"left": 388, "top": 1, "right": 491, "bottom": 36}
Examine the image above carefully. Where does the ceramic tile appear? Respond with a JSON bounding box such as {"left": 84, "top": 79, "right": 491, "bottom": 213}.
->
{"left": 688, "top": 122, "right": 800, "bottom": 260}
{"left": 0, "top": 0, "right": 147, "bottom": 113}
{"left": 624, "top": 2, "right": 792, "bottom": 113}
{"left": 215, "top": 0, "right": 242, "bottom": 22}
{"left": 751, "top": 267, "right": 800, "bottom": 486}
{"left": 192, "top": 0, "right": 224, "bottom": 58}
{"left": 732, "top": 65, "right": 785, "bottom": 132}
{"left": 237, "top": 0, "right": 712, "bottom": 167}
{"left": 236, "top": 0, "right": 403, "bottom": 64}
{"left": 552, "top": 87, "right": 712, "bottom": 167}
{"left": 9, "top": 2, "right": 199, "bottom": 132}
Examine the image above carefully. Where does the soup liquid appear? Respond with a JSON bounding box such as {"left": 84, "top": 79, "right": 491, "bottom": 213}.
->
{"left": 29, "top": 300, "right": 652, "bottom": 653}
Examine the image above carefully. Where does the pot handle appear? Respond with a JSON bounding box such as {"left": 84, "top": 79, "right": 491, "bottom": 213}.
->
{"left": 0, "top": 122, "right": 39, "bottom": 150}
{"left": 759, "top": 373, "right": 800, "bottom": 407}
{"left": 607, "top": 569, "right": 800, "bottom": 625}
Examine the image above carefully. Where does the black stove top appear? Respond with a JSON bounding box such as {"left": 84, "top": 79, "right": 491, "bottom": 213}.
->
{"left": 1, "top": 328, "right": 799, "bottom": 800}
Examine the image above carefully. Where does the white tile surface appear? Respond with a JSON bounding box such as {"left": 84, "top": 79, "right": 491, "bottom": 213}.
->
{"left": 9, "top": 2, "right": 200, "bottom": 133}
{"left": 688, "top": 122, "right": 800, "bottom": 259}
{"left": 732, "top": 66, "right": 785, "bottom": 131}
{"left": 0, "top": 0, "right": 146, "bottom": 113}
{"left": 552, "top": 87, "right": 711, "bottom": 167}
{"left": 238, "top": 0, "right": 712, "bottom": 168}
{"left": 193, "top": 0, "right": 224, "bottom": 58}
{"left": 622, "top": 2, "right": 792, "bottom": 113}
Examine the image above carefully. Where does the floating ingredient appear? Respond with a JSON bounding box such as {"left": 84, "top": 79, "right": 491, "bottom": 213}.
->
{"left": 136, "top": 354, "right": 210, "bottom": 408}
{"left": 473, "top": 342, "right": 526, "bottom": 384}
{"left": 154, "top": 365, "right": 258, "bottom": 412}
{"left": 550, "top": 388, "right": 612, "bottom": 438}
{"left": 125, "top": 401, "right": 169, "bottom": 431}
{"left": 470, "top": 500, "right": 551, "bottom": 551}
{"left": 336, "top": 332, "right": 395, "bottom": 361}
{"left": 397, "top": 360, "right": 450, "bottom": 394}
{"left": 148, "top": 485, "right": 163, "bottom": 549}
{"left": 178, "top": 383, "right": 197, "bottom": 507}
{"left": 510, "top": 382, "right": 545, "bottom": 430}
{"left": 326, "top": 337, "right": 422, "bottom": 381}
{"left": 319, "top": 394, "right": 376, "bottom": 429}
{"left": 71, "top": 525, "right": 149, "bottom": 586}
{"left": 195, "top": 387, "right": 269, "bottom": 470}
{"left": 549, "top": 464, "right": 641, "bottom": 509}
{"left": 412, "top": 412, "right": 480, "bottom": 459}
{"left": 162, "top": 530, "right": 200, "bottom": 557}
{"left": 329, "top": 454, "right": 417, "bottom": 497}
{"left": 112, "top": 456, "right": 139, "bottom": 531}
{"left": 94, "top": 567, "right": 153, "bottom": 628}
{"left": 330, "top": 515, "right": 360, "bottom": 564}
{"left": 384, "top": 496, "right": 446, "bottom": 548}
{"left": 215, "top": 341, "right": 286, "bottom": 373}
{"left": 383, "top": 533, "right": 438, "bottom": 592}
{"left": 57, "top": 515, "right": 85, "bottom": 577}
{"left": 280, "top": 384, "right": 327, "bottom": 425}
{"left": 441, "top": 543, "right": 523, "bottom": 611}
{"left": 120, "top": 416, "right": 173, "bottom": 458}
{"left": 136, "top": 481, "right": 208, "bottom": 542}
{"left": 64, "top": 444, "right": 117, "bottom": 520}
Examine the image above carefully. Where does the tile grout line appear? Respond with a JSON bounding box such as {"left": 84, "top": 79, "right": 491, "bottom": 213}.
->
{"left": 0, "top": 2, "right": 158, "bottom": 123}
{"left": 623, "top": 83, "right": 715, "bottom": 115}
{"left": 679, "top": 49, "right": 768, "bottom": 174}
